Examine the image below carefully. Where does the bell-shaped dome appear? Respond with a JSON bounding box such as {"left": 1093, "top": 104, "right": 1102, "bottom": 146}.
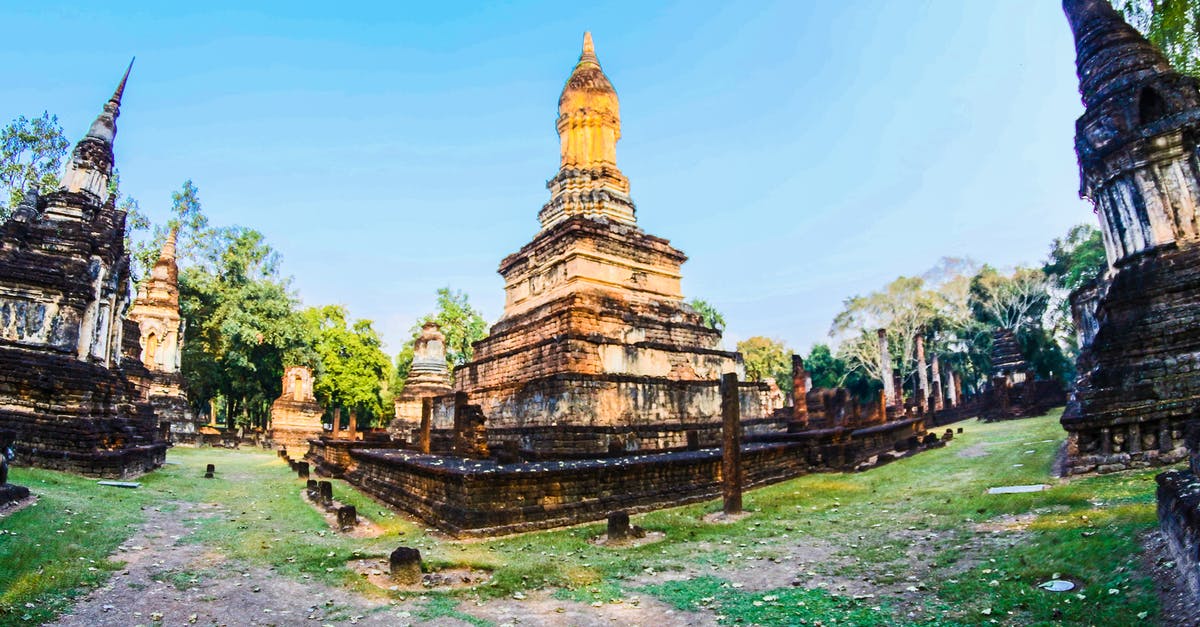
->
{"left": 558, "top": 32, "right": 619, "bottom": 120}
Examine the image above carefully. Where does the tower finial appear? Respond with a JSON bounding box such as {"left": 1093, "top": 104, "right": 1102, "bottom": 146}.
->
{"left": 161, "top": 226, "right": 178, "bottom": 261}
{"left": 1063, "top": 0, "right": 1173, "bottom": 107}
{"left": 112, "top": 57, "right": 135, "bottom": 106}
{"left": 580, "top": 31, "right": 598, "bottom": 66}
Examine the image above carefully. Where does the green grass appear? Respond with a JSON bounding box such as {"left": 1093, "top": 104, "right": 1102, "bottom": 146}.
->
{"left": 0, "top": 410, "right": 1176, "bottom": 625}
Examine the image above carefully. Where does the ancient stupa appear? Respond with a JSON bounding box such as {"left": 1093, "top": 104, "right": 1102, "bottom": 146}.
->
{"left": 127, "top": 228, "right": 200, "bottom": 443}
{"left": 270, "top": 366, "right": 325, "bottom": 450}
{"left": 451, "top": 33, "right": 771, "bottom": 455}
{"left": 0, "top": 61, "right": 167, "bottom": 477}
{"left": 390, "top": 322, "right": 453, "bottom": 441}
{"left": 1062, "top": 0, "right": 1200, "bottom": 473}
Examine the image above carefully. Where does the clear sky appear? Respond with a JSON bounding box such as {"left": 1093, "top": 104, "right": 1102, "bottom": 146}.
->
{"left": 0, "top": 1, "right": 1091, "bottom": 355}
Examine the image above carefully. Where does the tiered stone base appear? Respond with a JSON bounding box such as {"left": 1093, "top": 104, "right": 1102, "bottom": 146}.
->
{"left": 432, "top": 375, "right": 772, "bottom": 456}
{"left": 315, "top": 416, "right": 930, "bottom": 536}
{"left": 1062, "top": 246, "right": 1200, "bottom": 475}
{"left": 0, "top": 348, "right": 167, "bottom": 478}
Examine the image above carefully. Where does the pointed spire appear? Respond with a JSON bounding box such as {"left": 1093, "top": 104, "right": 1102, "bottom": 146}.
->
{"left": 160, "top": 227, "right": 178, "bottom": 262}
{"left": 85, "top": 58, "right": 134, "bottom": 144}
{"left": 579, "top": 31, "right": 599, "bottom": 68}
{"left": 112, "top": 57, "right": 134, "bottom": 107}
{"left": 1063, "top": 0, "right": 1173, "bottom": 107}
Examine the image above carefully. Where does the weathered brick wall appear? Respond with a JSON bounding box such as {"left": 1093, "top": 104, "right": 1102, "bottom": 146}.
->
{"left": 1063, "top": 245, "right": 1200, "bottom": 474}
{"left": 425, "top": 377, "right": 773, "bottom": 453}
{"left": 0, "top": 346, "right": 166, "bottom": 478}
{"left": 339, "top": 416, "right": 928, "bottom": 536}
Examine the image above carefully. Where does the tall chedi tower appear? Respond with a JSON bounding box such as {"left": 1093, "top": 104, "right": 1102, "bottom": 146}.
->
{"left": 1061, "top": 0, "right": 1200, "bottom": 474}
{"left": 0, "top": 61, "right": 167, "bottom": 477}
{"left": 128, "top": 228, "right": 200, "bottom": 443}
{"left": 451, "top": 34, "right": 771, "bottom": 457}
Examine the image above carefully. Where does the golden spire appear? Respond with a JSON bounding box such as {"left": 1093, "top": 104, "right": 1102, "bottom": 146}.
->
{"left": 540, "top": 32, "right": 636, "bottom": 229}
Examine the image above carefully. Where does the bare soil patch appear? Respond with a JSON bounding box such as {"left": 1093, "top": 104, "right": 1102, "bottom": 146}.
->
{"left": 49, "top": 502, "right": 406, "bottom": 626}
{"left": 467, "top": 589, "right": 716, "bottom": 627}
{"left": 589, "top": 530, "right": 667, "bottom": 548}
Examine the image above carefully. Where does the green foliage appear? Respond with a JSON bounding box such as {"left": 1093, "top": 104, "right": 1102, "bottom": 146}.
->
{"left": 804, "top": 343, "right": 879, "bottom": 401}
{"left": 394, "top": 288, "right": 488, "bottom": 391}
{"left": 1043, "top": 224, "right": 1106, "bottom": 294}
{"left": 301, "top": 305, "right": 391, "bottom": 426}
{"left": 0, "top": 112, "right": 69, "bottom": 218}
{"left": 1119, "top": 0, "right": 1200, "bottom": 77}
{"left": 688, "top": 298, "right": 726, "bottom": 332}
{"left": 737, "top": 336, "right": 792, "bottom": 394}
{"left": 179, "top": 228, "right": 306, "bottom": 427}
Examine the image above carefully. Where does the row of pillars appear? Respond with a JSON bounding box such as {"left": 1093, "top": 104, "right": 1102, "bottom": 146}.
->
{"left": 876, "top": 329, "right": 962, "bottom": 412}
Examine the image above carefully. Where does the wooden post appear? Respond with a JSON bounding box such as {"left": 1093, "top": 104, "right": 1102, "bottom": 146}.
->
{"left": 331, "top": 407, "right": 342, "bottom": 440}
{"left": 720, "top": 373, "right": 743, "bottom": 516}
{"left": 418, "top": 397, "right": 432, "bottom": 454}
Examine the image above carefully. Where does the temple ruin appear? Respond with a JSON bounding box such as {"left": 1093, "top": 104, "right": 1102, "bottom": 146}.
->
{"left": 389, "top": 322, "right": 452, "bottom": 442}
{"left": 444, "top": 32, "right": 773, "bottom": 456}
{"left": 269, "top": 365, "right": 325, "bottom": 451}
{"left": 0, "top": 61, "right": 168, "bottom": 477}
{"left": 127, "top": 228, "right": 199, "bottom": 443}
{"left": 1061, "top": 0, "right": 1200, "bottom": 475}
{"left": 979, "top": 329, "right": 1064, "bottom": 422}
{"left": 305, "top": 34, "right": 940, "bottom": 535}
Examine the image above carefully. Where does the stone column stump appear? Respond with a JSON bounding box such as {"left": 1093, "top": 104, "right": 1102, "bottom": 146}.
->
{"left": 389, "top": 547, "right": 423, "bottom": 585}
{"left": 337, "top": 505, "right": 356, "bottom": 531}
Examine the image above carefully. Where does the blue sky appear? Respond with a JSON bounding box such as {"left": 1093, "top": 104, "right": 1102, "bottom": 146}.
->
{"left": 1, "top": 1, "right": 1091, "bottom": 354}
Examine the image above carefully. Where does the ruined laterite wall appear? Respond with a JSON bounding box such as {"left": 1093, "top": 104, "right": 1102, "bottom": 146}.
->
{"left": 0, "top": 347, "right": 166, "bottom": 478}
{"left": 341, "top": 416, "right": 930, "bottom": 536}
{"left": 427, "top": 377, "right": 773, "bottom": 455}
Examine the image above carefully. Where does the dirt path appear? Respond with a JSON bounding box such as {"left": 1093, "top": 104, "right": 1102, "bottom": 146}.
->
{"left": 50, "top": 502, "right": 405, "bottom": 627}
{"left": 48, "top": 499, "right": 709, "bottom": 627}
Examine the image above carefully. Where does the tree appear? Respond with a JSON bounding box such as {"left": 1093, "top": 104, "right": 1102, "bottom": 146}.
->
{"left": 179, "top": 228, "right": 307, "bottom": 428}
{"left": 130, "top": 180, "right": 228, "bottom": 281}
{"left": 738, "top": 336, "right": 793, "bottom": 394}
{"left": 0, "top": 112, "right": 69, "bottom": 217}
{"left": 804, "top": 343, "right": 879, "bottom": 402}
{"left": 831, "top": 275, "right": 940, "bottom": 389}
{"left": 1044, "top": 224, "right": 1107, "bottom": 295}
{"left": 1118, "top": 0, "right": 1200, "bottom": 77}
{"left": 393, "top": 288, "right": 488, "bottom": 391}
{"left": 301, "top": 305, "right": 391, "bottom": 428}
{"left": 968, "top": 266, "right": 1052, "bottom": 332}
{"left": 689, "top": 298, "right": 726, "bottom": 332}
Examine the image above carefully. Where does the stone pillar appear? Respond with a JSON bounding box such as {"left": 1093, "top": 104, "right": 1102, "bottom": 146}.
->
{"left": 930, "top": 353, "right": 943, "bottom": 412}
{"left": 337, "top": 505, "right": 357, "bottom": 531}
{"left": 950, "top": 371, "right": 961, "bottom": 407}
{"left": 720, "top": 373, "right": 742, "bottom": 516}
{"left": 331, "top": 407, "right": 342, "bottom": 440}
{"left": 296, "top": 461, "right": 309, "bottom": 479}
{"left": 418, "top": 397, "right": 432, "bottom": 454}
{"left": 915, "top": 333, "right": 929, "bottom": 413}
{"left": 452, "top": 391, "right": 468, "bottom": 454}
{"left": 389, "top": 547, "right": 423, "bottom": 585}
{"left": 318, "top": 480, "right": 333, "bottom": 507}
{"left": 878, "top": 329, "right": 896, "bottom": 407}
{"left": 791, "top": 354, "right": 808, "bottom": 427}
{"left": 347, "top": 411, "right": 358, "bottom": 441}
{"left": 607, "top": 510, "right": 631, "bottom": 541}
